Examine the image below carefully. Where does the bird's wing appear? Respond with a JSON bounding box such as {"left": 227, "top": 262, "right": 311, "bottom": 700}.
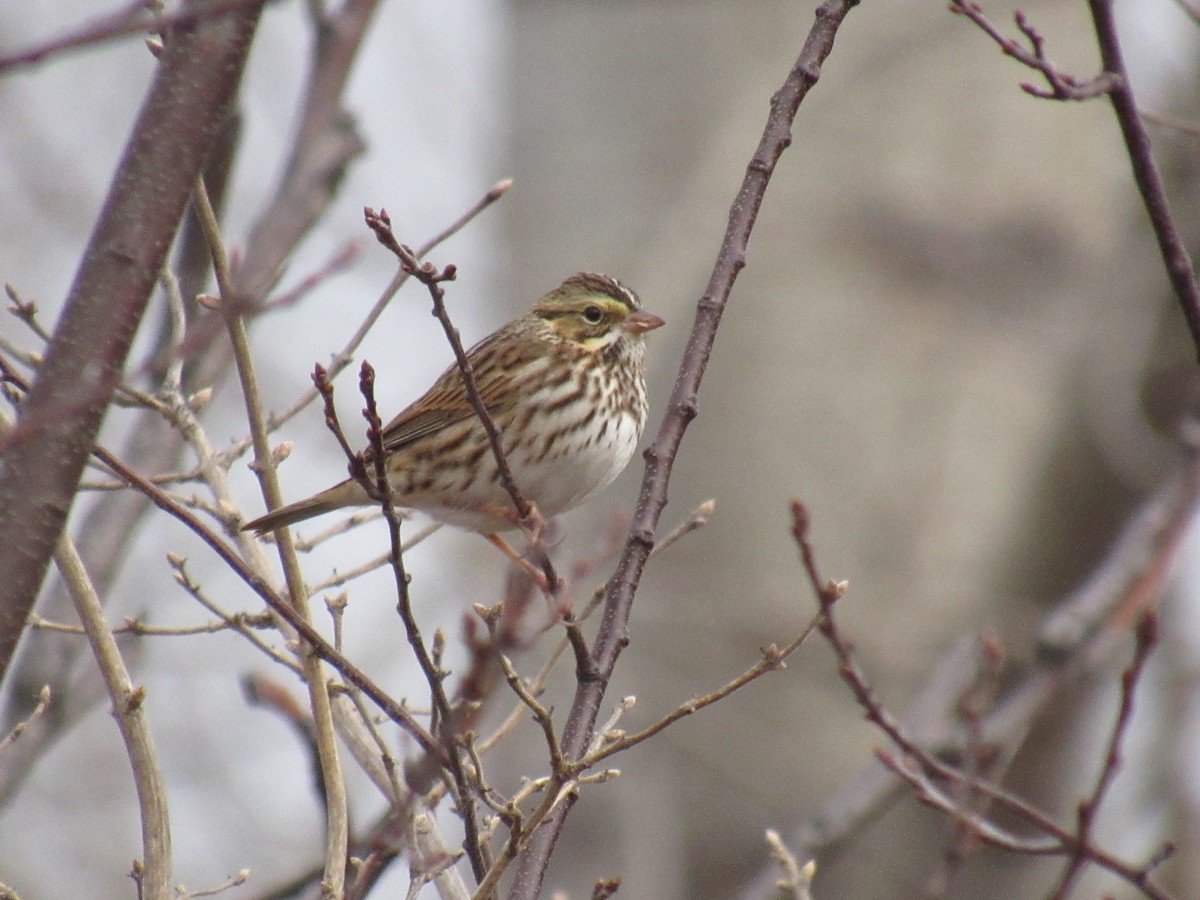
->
{"left": 378, "top": 332, "right": 534, "bottom": 454}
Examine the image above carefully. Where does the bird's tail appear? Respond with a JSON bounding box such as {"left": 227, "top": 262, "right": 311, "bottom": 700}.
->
{"left": 241, "top": 479, "right": 367, "bottom": 533}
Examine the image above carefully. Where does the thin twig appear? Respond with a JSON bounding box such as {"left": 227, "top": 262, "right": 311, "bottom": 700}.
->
{"left": 178, "top": 869, "right": 250, "bottom": 899}
{"left": 950, "top": 0, "right": 1200, "bottom": 363}
{"left": 258, "top": 240, "right": 361, "bottom": 313}
{"left": 1141, "top": 109, "right": 1200, "bottom": 139}
{"left": 338, "top": 691, "right": 404, "bottom": 802}
{"left": 406, "top": 502, "right": 715, "bottom": 893}
{"left": 224, "top": 179, "right": 512, "bottom": 466}
{"left": 193, "top": 175, "right": 349, "bottom": 893}
{"left": 1047, "top": 611, "right": 1160, "bottom": 899}
{"left": 764, "top": 830, "right": 814, "bottom": 900}
{"left": 584, "top": 618, "right": 818, "bottom": 766}
{"left": 408, "top": 807, "right": 471, "bottom": 900}
{"left": 477, "top": 605, "right": 564, "bottom": 770}
{"left": 306, "top": 523, "right": 441, "bottom": 592}
{"left": 360, "top": 211, "right": 544, "bottom": 545}
{"left": 881, "top": 750, "right": 1173, "bottom": 897}
{"left": 357, "top": 362, "right": 488, "bottom": 880}
{"left": 27, "top": 612, "right": 274, "bottom": 639}
{"left": 5, "top": 285, "right": 52, "bottom": 343}
{"left": 466, "top": 500, "right": 716, "bottom": 765}
{"left": 167, "top": 555, "right": 302, "bottom": 676}
{"left": 0, "top": 687, "right": 50, "bottom": 758}
{"left": 293, "top": 509, "right": 387, "bottom": 551}
{"left": 91, "top": 439, "right": 446, "bottom": 764}
{"left": 948, "top": 2, "right": 1118, "bottom": 100}
{"left": 792, "top": 501, "right": 1173, "bottom": 900}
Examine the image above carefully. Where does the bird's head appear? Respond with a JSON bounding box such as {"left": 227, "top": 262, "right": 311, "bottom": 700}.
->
{"left": 531, "top": 273, "right": 664, "bottom": 353}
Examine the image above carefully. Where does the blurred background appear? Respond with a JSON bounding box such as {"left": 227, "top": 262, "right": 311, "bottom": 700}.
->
{"left": 3, "top": 1, "right": 1200, "bottom": 897}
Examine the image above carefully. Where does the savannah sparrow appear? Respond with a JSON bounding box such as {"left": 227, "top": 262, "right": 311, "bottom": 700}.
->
{"left": 242, "top": 273, "right": 664, "bottom": 561}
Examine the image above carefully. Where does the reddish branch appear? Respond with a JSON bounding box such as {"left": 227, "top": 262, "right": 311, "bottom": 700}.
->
{"left": 791, "top": 501, "right": 1173, "bottom": 899}
{"left": 310, "top": 362, "right": 493, "bottom": 885}
{"left": 505, "top": 2, "right": 862, "bottom": 896}
{"left": 1086, "top": 0, "right": 1200, "bottom": 366}
{"left": 1046, "top": 611, "right": 1159, "bottom": 898}
{"left": 0, "top": 0, "right": 264, "bottom": 691}
{"left": 763, "top": 448, "right": 1200, "bottom": 898}
{"left": 948, "top": 2, "right": 1117, "bottom": 100}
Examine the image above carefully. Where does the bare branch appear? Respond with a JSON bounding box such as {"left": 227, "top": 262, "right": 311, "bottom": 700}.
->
{"left": 93, "top": 443, "right": 446, "bottom": 764}
{"left": 192, "top": 175, "right": 349, "bottom": 891}
{"left": 360, "top": 212, "right": 540, "bottom": 534}
{"left": 357, "top": 362, "right": 488, "bottom": 881}
{"left": 764, "top": 830, "right": 815, "bottom": 900}
{"left": 1086, "top": 0, "right": 1200, "bottom": 365}
{"left": 220, "top": 179, "right": 511, "bottom": 465}
{"left": 948, "top": 2, "right": 1118, "bottom": 100}
{"left": 177, "top": 869, "right": 250, "bottom": 899}
{"left": 792, "top": 500, "right": 1175, "bottom": 899}
{"left": 1047, "top": 611, "right": 1160, "bottom": 898}
{"left": 506, "top": 3, "right": 862, "bottom": 894}
{"left": 951, "top": 0, "right": 1200, "bottom": 364}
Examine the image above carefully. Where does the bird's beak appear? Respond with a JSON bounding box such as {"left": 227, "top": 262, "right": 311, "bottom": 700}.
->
{"left": 622, "top": 310, "right": 665, "bottom": 334}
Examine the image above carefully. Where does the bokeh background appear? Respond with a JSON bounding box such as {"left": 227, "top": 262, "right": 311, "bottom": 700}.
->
{"left": 3, "top": 1, "right": 1200, "bottom": 897}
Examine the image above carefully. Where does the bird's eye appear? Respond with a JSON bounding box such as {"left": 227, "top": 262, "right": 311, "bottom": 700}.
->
{"left": 583, "top": 305, "right": 603, "bottom": 324}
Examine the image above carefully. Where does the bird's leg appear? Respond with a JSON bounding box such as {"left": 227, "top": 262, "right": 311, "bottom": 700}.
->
{"left": 479, "top": 502, "right": 563, "bottom": 597}
{"left": 518, "top": 502, "right": 548, "bottom": 545}
{"left": 484, "top": 533, "right": 559, "bottom": 594}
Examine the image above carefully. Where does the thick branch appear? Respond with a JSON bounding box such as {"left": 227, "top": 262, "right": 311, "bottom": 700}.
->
{"left": 505, "top": 2, "right": 861, "bottom": 895}
{"left": 0, "top": 0, "right": 263, "bottom": 691}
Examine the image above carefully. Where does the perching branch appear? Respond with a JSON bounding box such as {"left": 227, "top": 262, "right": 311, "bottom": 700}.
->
{"left": 360, "top": 210, "right": 535, "bottom": 527}
{"left": 362, "top": 209, "right": 562, "bottom": 596}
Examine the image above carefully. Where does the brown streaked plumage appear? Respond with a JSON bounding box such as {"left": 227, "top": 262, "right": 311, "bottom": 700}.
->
{"left": 242, "top": 273, "right": 664, "bottom": 547}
